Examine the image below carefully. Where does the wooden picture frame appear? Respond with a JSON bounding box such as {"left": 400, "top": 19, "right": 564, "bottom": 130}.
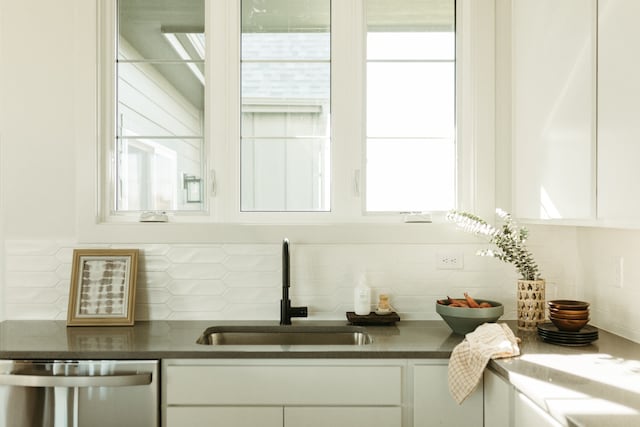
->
{"left": 67, "top": 249, "right": 139, "bottom": 326}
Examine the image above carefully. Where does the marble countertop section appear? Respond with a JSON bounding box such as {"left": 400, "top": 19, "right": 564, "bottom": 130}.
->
{"left": 1, "top": 319, "right": 639, "bottom": 426}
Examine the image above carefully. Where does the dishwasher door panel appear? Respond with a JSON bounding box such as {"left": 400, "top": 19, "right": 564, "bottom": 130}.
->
{"left": 0, "top": 360, "right": 159, "bottom": 427}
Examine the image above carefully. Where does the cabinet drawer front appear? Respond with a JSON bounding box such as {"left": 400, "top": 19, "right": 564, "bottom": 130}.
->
{"left": 166, "top": 407, "right": 282, "bottom": 427}
{"left": 166, "top": 365, "right": 402, "bottom": 405}
{"left": 285, "top": 407, "right": 401, "bottom": 427}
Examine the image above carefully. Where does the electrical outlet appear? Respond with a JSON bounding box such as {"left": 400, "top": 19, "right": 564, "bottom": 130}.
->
{"left": 436, "top": 253, "right": 464, "bottom": 270}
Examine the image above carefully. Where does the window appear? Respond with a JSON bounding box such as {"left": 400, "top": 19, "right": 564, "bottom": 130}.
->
{"left": 365, "top": 0, "right": 456, "bottom": 212}
{"left": 116, "top": 0, "right": 205, "bottom": 213}
{"left": 240, "top": 0, "right": 331, "bottom": 212}
{"left": 102, "top": 0, "right": 462, "bottom": 226}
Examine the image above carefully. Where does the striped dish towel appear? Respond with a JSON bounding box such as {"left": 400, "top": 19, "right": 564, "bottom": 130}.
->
{"left": 448, "top": 323, "right": 520, "bottom": 404}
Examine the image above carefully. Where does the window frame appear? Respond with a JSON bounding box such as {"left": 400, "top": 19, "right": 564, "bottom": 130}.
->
{"left": 77, "top": 0, "right": 495, "bottom": 243}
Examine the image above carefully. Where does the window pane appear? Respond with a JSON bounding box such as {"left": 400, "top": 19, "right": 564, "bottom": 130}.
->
{"left": 242, "top": 33, "right": 330, "bottom": 61}
{"left": 241, "top": 138, "right": 330, "bottom": 211}
{"left": 365, "top": 0, "right": 455, "bottom": 213}
{"left": 117, "top": 138, "right": 204, "bottom": 211}
{"left": 116, "top": 0, "right": 205, "bottom": 213}
{"left": 241, "top": 62, "right": 330, "bottom": 112}
{"left": 366, "top": 139, "right": 455, "bottom": 212}
{"left": 117, "top": 63, "right": 203, "bottom": 137}
{"left": 367, "top": 32, "right": 454, "bottom": 60}
{"left": 118, "top": 0, "right": 204, "bottom": 61}
{"left": 241, "top": 0, "right": 331, "bottom": 212}
{"left": 367, "top": 62, "right": 454, "bottom": 137}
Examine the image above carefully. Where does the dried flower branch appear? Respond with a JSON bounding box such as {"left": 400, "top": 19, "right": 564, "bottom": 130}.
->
{"left": 446, "top": 208, "right": 540, "bottom": 280}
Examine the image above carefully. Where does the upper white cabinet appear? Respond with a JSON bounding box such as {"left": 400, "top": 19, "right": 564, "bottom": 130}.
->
{"left": 597, "top": 0, "right": 640, "bottom": 221}
{"left": 511, "top": 0, "right": 596, "bottom": 220}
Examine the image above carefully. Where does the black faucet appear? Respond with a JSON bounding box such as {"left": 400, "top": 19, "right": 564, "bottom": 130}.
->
{"left": 280, "top": 238, "right": 308, "bottom": 325}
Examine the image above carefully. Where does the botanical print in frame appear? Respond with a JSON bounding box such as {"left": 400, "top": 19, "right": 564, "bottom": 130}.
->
{"left": 67, "top": 249, "right": 139, "bottom": 326}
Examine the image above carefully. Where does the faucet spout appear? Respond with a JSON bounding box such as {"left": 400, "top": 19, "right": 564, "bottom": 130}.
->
{"left": 280, "top": 238, "right": 308, "bottom": 325}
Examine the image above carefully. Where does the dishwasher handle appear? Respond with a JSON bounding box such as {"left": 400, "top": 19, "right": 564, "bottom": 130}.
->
{"left": 0, "top": 372, "right": 152, "bottom": 388}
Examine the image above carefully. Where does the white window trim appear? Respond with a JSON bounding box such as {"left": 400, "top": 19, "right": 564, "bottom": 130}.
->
{"left": 76, "top": 0, "right": 495, "bottom": 243}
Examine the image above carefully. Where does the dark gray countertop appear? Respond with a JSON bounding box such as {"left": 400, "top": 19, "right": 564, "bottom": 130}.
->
{"left": 0, "top": 320, "right": 461, "bottom": 359}
{"left": 1, "top": 319, "right": 639, "bottom": 426}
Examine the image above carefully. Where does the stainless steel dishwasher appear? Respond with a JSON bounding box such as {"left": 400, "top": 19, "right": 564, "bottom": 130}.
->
{"left": 0, "top": 360, "right": 158, "bottom": 427}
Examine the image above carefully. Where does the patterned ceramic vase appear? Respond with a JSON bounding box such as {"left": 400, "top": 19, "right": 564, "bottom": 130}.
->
{"left": 517, "top": 279, "right": 545, "bottom": 330}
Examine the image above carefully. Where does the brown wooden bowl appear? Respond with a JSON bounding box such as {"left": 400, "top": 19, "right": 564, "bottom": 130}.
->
{"left": 550, "top": 316, "right": 589, "bottom": 332}
{"left": 548, "top": 307, "right": 589, "bottom": 318}
{"left": 548, "top": 311, "right": 589, "bottom": 320}
{"left": 548, "top": 300, "right": 590, "bottom": 310}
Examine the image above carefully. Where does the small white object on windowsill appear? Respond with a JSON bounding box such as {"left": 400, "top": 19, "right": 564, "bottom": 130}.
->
{"left": 139, "top": 211, "right": 169, "bottom": 222}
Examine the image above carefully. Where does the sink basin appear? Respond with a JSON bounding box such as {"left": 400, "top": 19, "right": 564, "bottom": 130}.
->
{"left": 196, "top": 325, "right": 373, "bottom": 346}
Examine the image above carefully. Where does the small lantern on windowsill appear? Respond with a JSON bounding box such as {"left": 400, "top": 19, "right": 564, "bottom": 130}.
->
{"left": 183, "top": 173, "right": 202, "bottom": 203}
{"left": 447, "top": 208, "right": 544, "bottom": 330}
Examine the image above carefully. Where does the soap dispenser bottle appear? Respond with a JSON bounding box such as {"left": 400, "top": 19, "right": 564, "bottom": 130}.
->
{"left": 354, "top": 275, "right": 371, "bottom": 315}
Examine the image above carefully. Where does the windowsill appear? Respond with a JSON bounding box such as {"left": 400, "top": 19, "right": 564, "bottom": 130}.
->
{"left": 77, "top": 219, "right": 481, "bottom": 244}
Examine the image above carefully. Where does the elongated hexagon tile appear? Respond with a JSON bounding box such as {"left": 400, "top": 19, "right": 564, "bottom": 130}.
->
{"left": 222, "top": 244, "right": 279, "bottom": 256}
{"left": 167, "top": 295, "right": 227, "bottom": 312}
{"left": 223, "top": 287, "right": 280, "bottom": 303}
{"left": 6, "top": 240, "right": 65, "bottom": 256}
{"left": 136, "top": 288, "right": 171, "bottom": 304}
{"left": 167, "top": 280, "right": 226, "bottom": 296}
{"left": 6, "top": 255, "right": 60, "bottom": 272}
{"left": 223, "top": 271, "right": 279, "bottom": 287}
{"left": 221, "top": 303, "right": 279, "bottom": 320}
{"left": 167, "top": 246, "right": 227, "bottom": 263}
{"left": 167, "top": 263, "right": 227, "bottom": 280}
{"left": 6, "top": 272, "right": 59, "bottom": 288}
{"left": 55, "top": 264, "right": 72, "bottom": 280}
{"left": 224, "top": 254, "right": 279, "bottom": 272}
{"left": 138, "top": 271, "right": 171, "bottom": 288}
{"left": 6, "top": 305, "right": 60, "bottom": 320}
{"left": 135, "top": 304, "right": 172, "bottom": 320}
{"left": 140, "top": 256, "right": 171, "bottom": 272}
{"left": 5, "top": 287, "right": 61, "bottom": 304}
{"left": 133, "top": 244, "right": 171, "bottom": 256}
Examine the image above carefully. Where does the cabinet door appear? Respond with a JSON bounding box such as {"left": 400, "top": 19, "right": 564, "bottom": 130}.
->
{"left": 512, "top": 0, "right": 596, "bottom": 220}
{"left": 597, "top": 0, "right": 640, "bottom": 220}
{"left": 166, "top": 365, "right": 401, "bottom": 406}
{"left": 484, "top": 369, "right": 513, "bottom": 427}
{"left": 166, "top": 407, "right": 282, "bottom": 427}
{"left": 413, "top": 364, "right": 483, "bottom": 427}
{"left": 285, "top": 407, "right": 401, "bottom": 427}
{"left": 514, "top": 392, "right": 563, "bottom": 427}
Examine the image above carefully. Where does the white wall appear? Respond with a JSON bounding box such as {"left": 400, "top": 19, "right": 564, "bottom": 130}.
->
{"left": 0, "top": 0, "right": 77, "bottom": 239}
{"left": 576, "top": 228, "right": 640, "bottom": 343}
{"left": 3, "top": 224, "right": 577, "bottom": 322}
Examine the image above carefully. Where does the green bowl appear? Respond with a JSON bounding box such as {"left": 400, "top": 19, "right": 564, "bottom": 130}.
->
{"left": 436, "top": 299, "right": 504, "bottom": 335}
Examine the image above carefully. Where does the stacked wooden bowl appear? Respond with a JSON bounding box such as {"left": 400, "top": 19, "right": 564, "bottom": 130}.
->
{"left": 547, "top": 300, "right": 590, "bottom": 332}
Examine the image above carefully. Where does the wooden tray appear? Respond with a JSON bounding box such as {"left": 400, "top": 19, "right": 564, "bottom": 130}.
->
{"left": 346, "top": 311, "right": 400, "bottom": 326}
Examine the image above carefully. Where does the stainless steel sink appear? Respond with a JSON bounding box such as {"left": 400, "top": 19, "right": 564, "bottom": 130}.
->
{"left": 196, "top": 325, "right": 373, "bottom": 346}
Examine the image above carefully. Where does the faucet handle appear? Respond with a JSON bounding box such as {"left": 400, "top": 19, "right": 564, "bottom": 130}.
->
{"left": 290, "top": 306, "right": 308, "bottom": 319}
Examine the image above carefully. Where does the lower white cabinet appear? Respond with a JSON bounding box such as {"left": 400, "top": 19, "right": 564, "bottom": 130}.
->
{"left": 166, "top": 407, "right": 282, "bottom": 427}
{"left": 285, "top": 407, "right": 401, "bottom": 427}
{"left": 412, "top": 362, "right": 483, "bottom": 427}
{"left": 484, "top": 367, "right": 563, "bottom": 427}
{"left": 483, "top": 369, "right": 514, "bottom": 427}
{"left": 514, "top": 392, "right": 563, "bottom": 427}
{"left": 163, "top": 359, "right": 567, "bottom": 427}
{"left": 162, "top": 359, "right": 404, "bottom": 427}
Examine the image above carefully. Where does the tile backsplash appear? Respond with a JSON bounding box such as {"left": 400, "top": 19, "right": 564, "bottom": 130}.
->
{"left": 3, "top": 226, "right": 577, "bottom": 322}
